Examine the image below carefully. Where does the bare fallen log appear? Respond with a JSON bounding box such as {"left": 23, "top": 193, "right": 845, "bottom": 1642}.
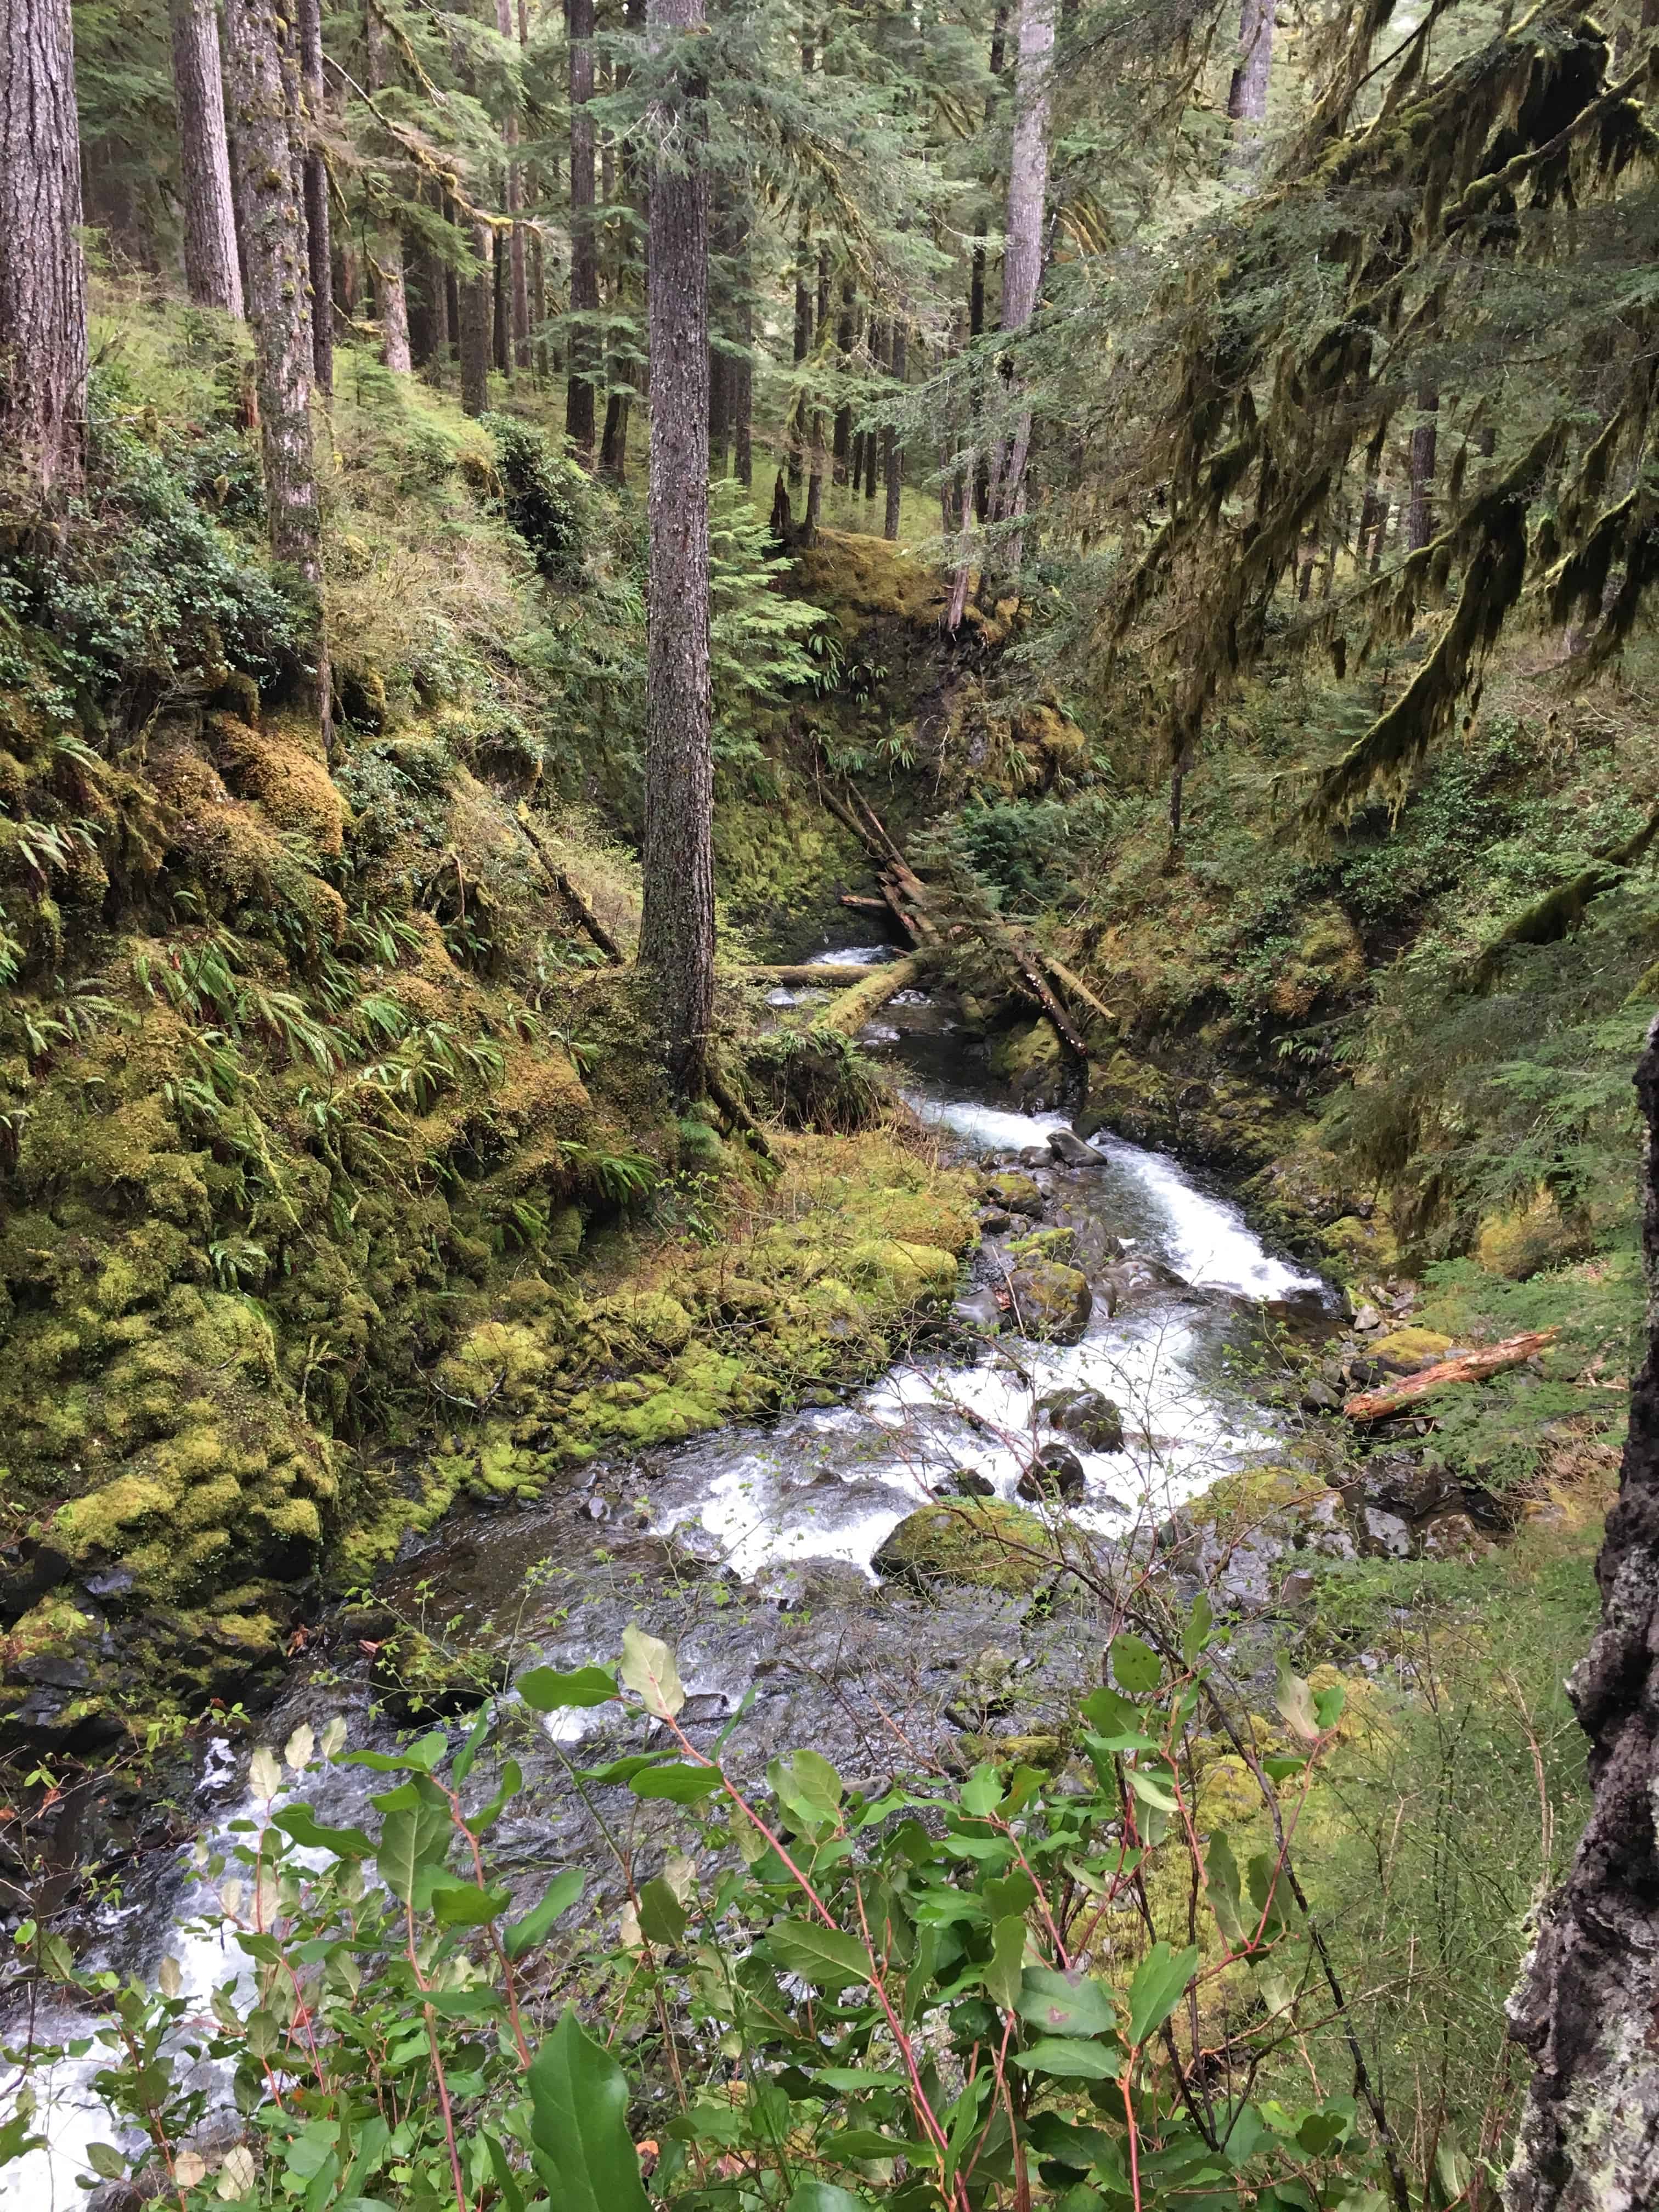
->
{"left": 742, "top": 964, "right": 884, "bottom": 987}
{"left": 837, "top": 893, "right": 891, "bottom": 915}
{"left": 820, "top": 954, "right": 923, "bottom": 1033}
{"left": 1344, "top": 1329, "right": 1559, "bottom": 1421}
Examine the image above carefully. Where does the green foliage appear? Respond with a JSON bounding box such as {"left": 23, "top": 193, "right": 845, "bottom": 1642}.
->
{"left": 0, "top": 1615, "right": 1396, "bottom": 2210}
{"left": 746, "top": 1026, "right": 888, "bottom": 1132}
{"left": 483, "top": 415, "right": 592, "bottom": 586}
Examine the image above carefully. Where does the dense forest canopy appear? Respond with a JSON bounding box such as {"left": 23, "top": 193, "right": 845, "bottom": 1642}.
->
{"left": 4, "top": 0, "right": 1659, "bottom": 2204}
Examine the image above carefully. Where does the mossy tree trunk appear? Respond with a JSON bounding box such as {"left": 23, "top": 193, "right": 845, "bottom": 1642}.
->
{"left": 1506, "top": 1016, "right": 1659, "bottom": 2210}
{"left": 1226, "top": 0, "right": 1274, "bottom": 168}
{"left": 459, "top": 220, "right": 494, "bottom": 415}
{"left": 640, "top": 0, "right": 713, "bottom": 1100}
{"left": 168, "top": 0, "right": 245, "bottom": 318}
{"left": 224, "top": 0, "right": 331, "bottom": 749}
{"left": 295, "top": 0, "right": 333, "bottom": 396}
{"left": 0, "top": 0, "right": 89, "bottom": 503}
{"left": 364, "top": 3, "right": 411, "bottom": 374}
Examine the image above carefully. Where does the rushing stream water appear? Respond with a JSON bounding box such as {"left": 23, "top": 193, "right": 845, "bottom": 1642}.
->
{"left": 7, "top": 973, "right": 1329, "bottom": 2209}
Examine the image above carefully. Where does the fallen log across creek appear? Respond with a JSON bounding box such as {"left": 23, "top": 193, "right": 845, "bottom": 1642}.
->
{"left": 741, "top": 963, "right": 885, "bottom": 987}
{"left": 1343, "top": 1329, "right": 1560, "bottom": 1422}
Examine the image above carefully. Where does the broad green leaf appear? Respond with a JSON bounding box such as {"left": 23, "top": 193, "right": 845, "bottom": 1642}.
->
{"left": 157, "top": 1956, "right": 182, "bottom": 1999}
{"left": 811, "top": 2067, "right": 907, "bottom": 2091}
{"left": 770, "top": 1747, "right": 844, "bottom": 1829}
{"left": 1275, "top": 1658, "right": 1322, "bottom": 1746}
{"left": 637, "top": 1876, "right": 689, "bottom": 1948}
{"left": 516, "top": 1664, "right": 619, "bottom": 1712}
{"left": 320, "top": 1716, "right": 347, "bottom": 1760}
{"left": 274, "top": 1804, "right": 375, "bottom": 1861}
{"left": 1313, "top": 1680, "right": 1347, "bottom": 1731}
{"left": 788, "top": 2181, "right": 874, "bottom": 2211}
{"left": 1017, "top": 1965, "right": 1119, "bottom": 2038}
{"left": 985, "top": 1913, "right": 1026, "bottom": 2011}
{"left": 1127, "top": 1942, "right": 1200, "bottom": 2046}
{"left": 451, "top": 1709, "right": 493, "bottom": 1787}
{"left": 345, "top": 1729, "right": 448, "bottom": 1774}
{"left": 983, "top": 1869, "right": 1037, "bottom": 1922}
{"left": 85, "top": 2144, "right": 126, "bottom": 2181}
{"left": 503, "top": 1868, "right": 584, "bottom": 1961}
{"left": 466, "top": 1756, "right": 523, "bottom": 1837}
{"left": 1247, "top": 1852, "right": 1290, "bottom": 1942}
{"left": 1182, "top": 1591, "right": 1214, "bottom": 1666}
{"left": 527, "top": 2007, "right": 652, "bottom": 2212}
{"left": 960, "top": 1761, "right": 1005, "bottom": 1819}
{"left": 485, "top": 2133, "right": 527, "bottom": 2212}
{"left": 1012, "top": 2037, "right": 1122, "bottom": 2080}
{"left": 1079, "top": 1684, "right": 1140, "bottom": 1736}
{"left": 766, "top": 1918, "right": 871, "bottom": 1988}
{"left": 1125, "top": 1764, "right": 1178, "bottom": 1813}
{"left": 281, "top": 2119, "right": 339, "bottom": 2180}
{"left": 376, "top": 1787, "right": 452, "bottom": 1903}
{"left": 283, "top": 1722, "right": 314, "bottom": 1773}
{"left": 249, "top": 1746, "right": 281, "bottom": 1800}
{"left": 1206, "top": 1830, "right": 1249, "bottom": 1947}
{"left": 619, "top": 1626, "right": 685, "bottom": 1720}
{"left": 629, "top": 1760, "right": 724, "bottom": 1803}
{"left": 429, "top": 1876, "right": 511, "bottom": 1926}
{"left": 1109, "top": 1634, "right": 1161, "bottom": 1695}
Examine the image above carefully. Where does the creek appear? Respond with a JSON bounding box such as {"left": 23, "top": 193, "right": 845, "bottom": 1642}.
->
{"left": 7, "top": 971, "right": 1329, "bottom": 2210}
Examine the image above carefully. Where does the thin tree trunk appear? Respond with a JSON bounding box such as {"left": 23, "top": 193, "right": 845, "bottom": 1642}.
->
{"left": 732, "top": 275, "right": 752, "bottom": 487}
{"left": 883, "top": 319, "right": 906, "bottom": 539}
{"left": 641, "top": 0, "right": 713, "bottom": 1099}
{"left": 364, "top": 3, "right": 410, "bottom": 372}
{"left": 494, "top": 0, "right": 529, "bottom": 371}
{"left": 709, "top": 343, "right": 729, "bottom": 475}
{"left": 566, "top": 0, "right": 600, "bottom": 460}
{"left": 806, "top": 242, "right": 830, "bottom": 537}
{"left": 493, "top": 229, "right": 510, "bottom": 373}
{"left": 789, "top": 219, "right": 811, "bottom": 491}
{"left": 295, "top": 0, "right": 333, "bottom": 395}
{"left": 0, "top": 0, "right": 89, "bottom": 500}
{"left": 223, "top": 0, "right": 330, "bottom": 747}
{"left": 1227, "top": 0, "right": 1274, "bottom": 172}
{"left": 1506, "top": 1017, "right": 1659, "bottom": 2212}
{"left": 459, "top": 220, "right": 493, "bottom": 414}
{"left": 833, "top": 278, "right": 855, "bottom": 485}
{"left": 442, "top": 190, "right": 462, "bottom": 360}
{"left": 169, "top": 0, "right": 244, "bottom": 317}
{"left": 971, "top": 6, "right": 1007, "bottom": 526}
{"left": 982, "top": 0, "right": 1051, "bottom": 571}
{"left": 1407, "top": 384, "right": 1438, "bottom": 551}
{"left": 600, "top": 391, "right": 631, "bottom": 482}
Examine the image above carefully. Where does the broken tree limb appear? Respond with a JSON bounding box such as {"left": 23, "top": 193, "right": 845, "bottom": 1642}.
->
{"left": 741, "top": 964, "right": 884, "bottom": 987}
{"left": 1042, "top": 957, "right": 1116, "bottom": 1031}
{"left": 514, "top": 804, "right": 624, "bottom": 963}
{"left": 838, "top": 893, "right": 893, "bottom": 915}
{"left": 820, "top": 954, "right": 923, "bottom": 1033}
{"left": 707, "top": 1064, "right": 777, "bottom": 1163}
{"left": 1343, "top": 1329, "right": 1560, "bottom": 1421}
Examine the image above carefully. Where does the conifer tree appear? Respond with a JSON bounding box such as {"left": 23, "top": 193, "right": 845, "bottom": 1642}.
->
{"left": 566, "top": 0, "right": 600, "bottom": 458}
{"left": 0, "top": 0, "right": 89, "bottom": 503}
{"left": 169, "top": 0, "right": 245, "bottom": 317}
{"left": 223, "top": 0, "right": 331, "bottom": 747}
{"left": 296, "top": 0, "right": 334, "bottom": 394}
{"left": 640, "top": 0, "right": 713, "bottom": 1097}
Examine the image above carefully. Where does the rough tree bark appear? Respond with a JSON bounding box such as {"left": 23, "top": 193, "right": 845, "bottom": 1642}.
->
{"left": 295, "top": 0, "right": 333, "bottom": 395}
{"left": 1227, "top": 0, "right": 1274, "bottom": 169}
{"left": 0, "top": 0, "right": 89, "bottom": 503}
{"left": 1407, "top": 384, "right": 1438, "bottom": 552}
{"left": 640, "top": 0, "right": 713, "bottom": 1099}
{"left": 977, "top": 0, "right": 1050, "bottom": 576}
{"left": 1505, "top": 1017, "right": 1659, "bottom": 2211}
{"left": 493, "top": 0, "right": 529, "bottom": 371}
{"left": 169, "top": 0, "right": 245, "bottom": 317}
{"left": 884, "top": 318, "right": 906, "bottom": 539}
{"left": 970, "top": 5, "right": 1007, "bottom": 526}
{"left": 566, "top": 0, "right": 600, "bottom": 460}
{"left": 364, "top": 3, "right": 411, "bottom": 373}
{"left": 459, "top": 221, "right": 494, "bottom": 414}
{"left": 788, "top": 216, "right": 812, "bottom": 491}
{"left": 223, "top": 0, "right": 331, "bottom": 747}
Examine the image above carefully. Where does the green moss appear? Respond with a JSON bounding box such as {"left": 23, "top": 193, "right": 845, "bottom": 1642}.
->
{"left": 872, "top": 1499, "right": 1058, "bottom": 1593}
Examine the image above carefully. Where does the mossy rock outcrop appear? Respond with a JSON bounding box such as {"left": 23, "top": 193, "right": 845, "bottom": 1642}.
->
{"left": 1006, "top": 1260, "right": 1092, "bottom": 1344}
{"left": 873, "top": 1499, "right": 1056, "bottom": 1593}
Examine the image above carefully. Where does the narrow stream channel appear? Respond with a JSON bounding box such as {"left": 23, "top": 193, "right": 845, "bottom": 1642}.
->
{"left": 7, "top": 977, "right": 1330, "bottom": 2209}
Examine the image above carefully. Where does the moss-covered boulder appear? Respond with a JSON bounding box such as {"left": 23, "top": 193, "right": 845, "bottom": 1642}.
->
{"left": 872, "top": 1499, "right": 1056, "bottom": 1592}
{"left": 976, "top": 1171, "right": 1044, "bottom": 1219}
{"left": 1370, "top": 1327, "right": 1453, "bottom": 1373}
{"left": 1006, "top": 1260, "right": 1092, "bottom": 1344}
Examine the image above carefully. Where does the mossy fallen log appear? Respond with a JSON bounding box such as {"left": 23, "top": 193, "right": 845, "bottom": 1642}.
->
{"left": 742, "top": 964, "right": 885, "bottom": 986}
{"left": 820, "top": 954, "right": 924, "bottom": 1032}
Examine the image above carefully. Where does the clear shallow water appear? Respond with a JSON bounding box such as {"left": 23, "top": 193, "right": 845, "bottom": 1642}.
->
{"left": 5, "top": 1005, "right": 1329, "bottom": 2208}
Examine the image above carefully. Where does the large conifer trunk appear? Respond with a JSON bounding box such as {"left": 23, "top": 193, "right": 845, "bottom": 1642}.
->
{"left": 982, "top": 0, "right": 1051, "bottom": 560}
{"left": 640, "top": 0, "right": 713, "bottom": 1099}
{"left": 0, "top": 0, "right": 89, "bottom": 503}
{"left": 364, "top": 6, "right": 411, "bottom": 373}
{"left": 566, "top": 0, "right": 600, "bottom": 458}
{"left": 1506, "top": 1019, "right": 1659, "bottom": 2210}
{"left": 459, "top": 222, "right": 494, "bottom": 415}
{"left": 169, "top": 0, "right": 245, "bottom": 318}
{"left": 295, "top": 0, "right": 333, "bottom": 395}
{"left": 223, "top": 0, "right": 331, "bottom": 746}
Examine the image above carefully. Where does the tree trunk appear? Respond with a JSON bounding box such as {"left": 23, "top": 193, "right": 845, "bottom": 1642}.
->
{"left": 833, "top": 278, "right": 855, "bottom": 486}
{"left": 1227, "top": 0, "right": 1274, "bottom": 171}
{"left": 442, "top": 191, "right": 462, "bottom": 361}
{"left": 789, "top": 219, "right": 811, "bottom": 490}
{"left": 1505, "top": 1017, "right": 1659, "bottom": 2211}
{"left": 0, "top": 0, "right": 89, "bottom": 501}
{"left": 884, "top": 319, "right": 906, "bottom": 539}
{"left": 223, "top": 0, "right": 330, "bottom": 747}
{"left": 806, "top": 243, "right": 830, "bottom": 537}
{"left": 169, "top": 0, "right": 244, "bottom": 317}
{"left": 1407, "top": 384, "right": 1438, "bottom": 552}
{"left": 640, "top": 0, "right": 713, "bottom": 1100}
{"left": 732, "top": 280, "right": 752, "bottom": 487}
{"left": 459, "top": 220, "right": 493, "bottom": 415}
{"left": 600, "top": 390, "right": 630, "bottom": 482}
{"left": 971, "top": 6, "right": 1007, "bottom": 526}
{"left": 364, "top": 3, "right": 410, "bottom": 373}
{"left": 295, "top": 0, "right": 333, "bottom": 396}
{"left": 566, "top": 0, "right": 599, "bottom": 460}
{"left": 494, "top": 0, "right": 529, "bottom": 371}
{"left": 982, "top": 0, "right": 1051, "bottom": 566}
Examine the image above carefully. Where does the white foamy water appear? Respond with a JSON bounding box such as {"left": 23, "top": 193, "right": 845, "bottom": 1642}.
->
{"left": 1099, "top": 1138, "right": 1323, "bottom": 1300}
